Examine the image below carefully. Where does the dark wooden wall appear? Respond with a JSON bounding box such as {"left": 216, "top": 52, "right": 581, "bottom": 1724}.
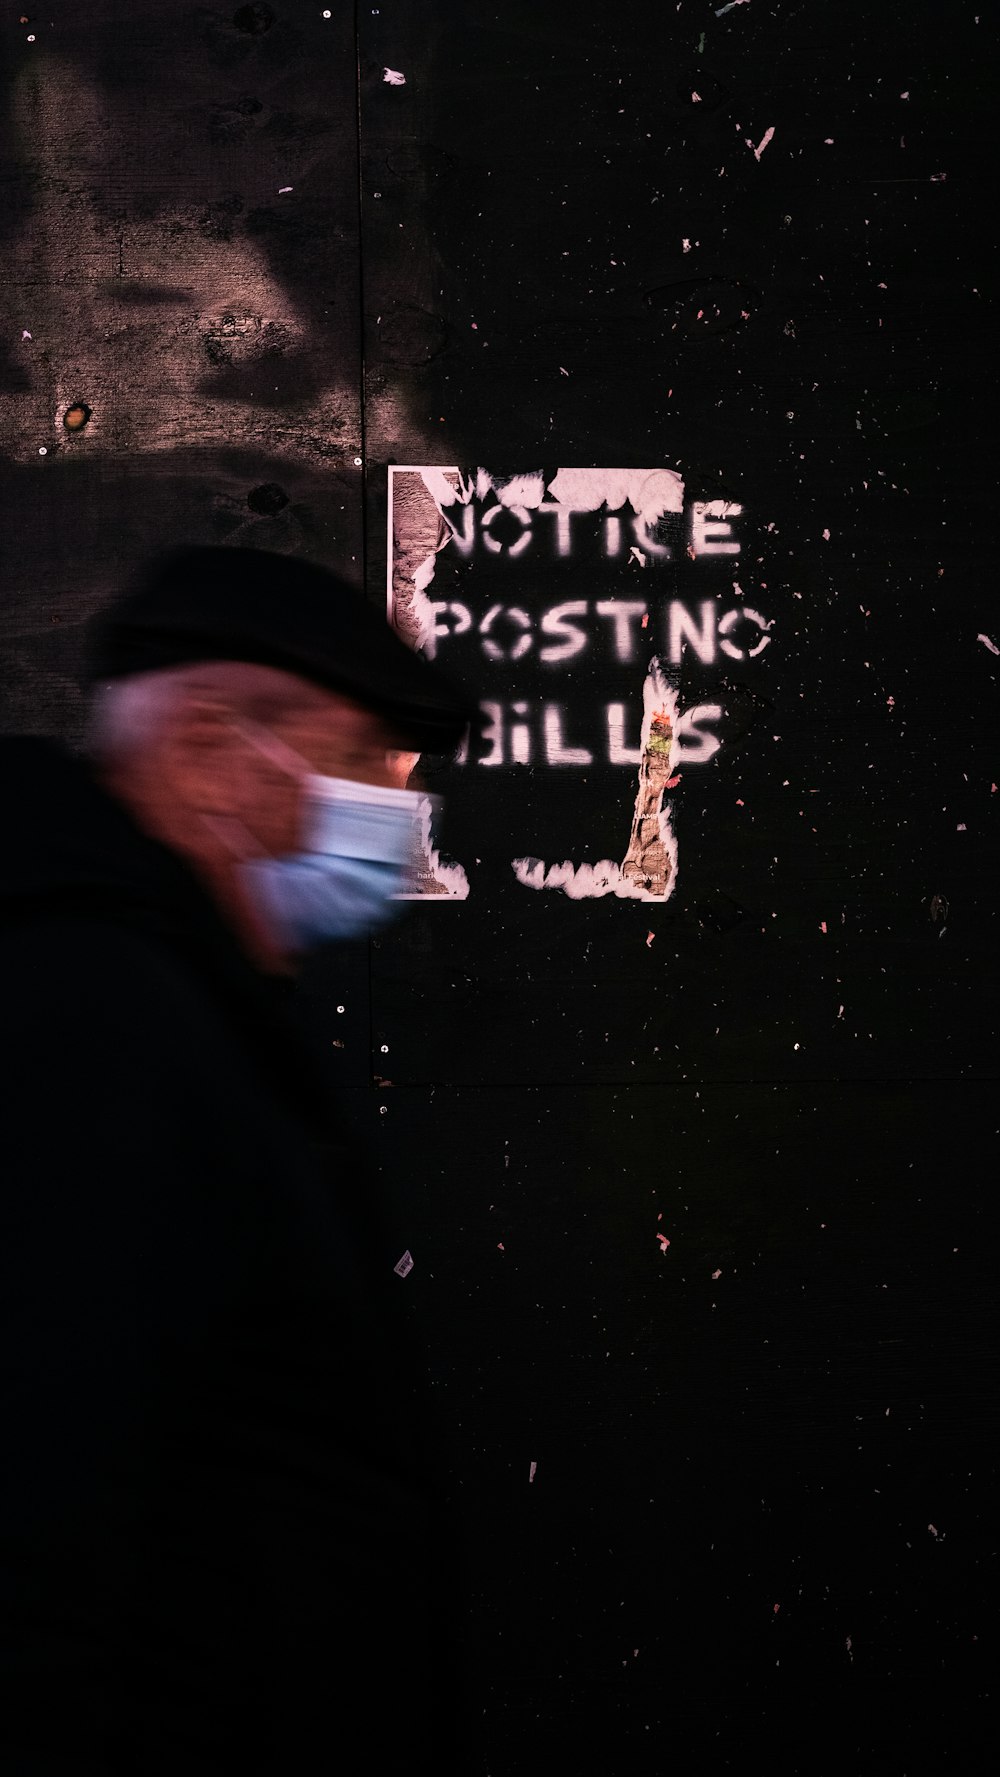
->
{"left": 1, "top": 4, "right": 996, "bottom": 1772}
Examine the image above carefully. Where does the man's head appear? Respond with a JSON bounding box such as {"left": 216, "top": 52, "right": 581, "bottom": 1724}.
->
{"left": 87, "top": 660, "right": 415, "bottom": 972}
{"left": 85, "top": 547, "right": 470, "bottom": 972}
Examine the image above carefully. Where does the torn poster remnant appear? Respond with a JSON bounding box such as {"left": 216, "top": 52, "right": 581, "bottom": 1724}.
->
{"left": 387, "top": 467, "right": 773, "bottom": 904}
{"left": 513, "top": 657, "right": 679, "bottom": 901}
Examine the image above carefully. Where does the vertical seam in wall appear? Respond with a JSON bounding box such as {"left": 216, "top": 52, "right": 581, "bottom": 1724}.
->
{"left": 353, "top": 1, "right": 369, "bottom": 557}
{"left": 353, "top": 3, "right": 377, "bottom": 1085}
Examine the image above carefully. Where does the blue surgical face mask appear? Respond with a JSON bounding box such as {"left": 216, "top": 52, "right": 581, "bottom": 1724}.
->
{"left": 229, "top": 723, "right": 427, "bottom": 952}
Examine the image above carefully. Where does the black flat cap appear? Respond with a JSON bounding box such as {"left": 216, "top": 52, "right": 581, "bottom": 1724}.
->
{"left": 88, "top": 545, "right": 472, "bottom": 752}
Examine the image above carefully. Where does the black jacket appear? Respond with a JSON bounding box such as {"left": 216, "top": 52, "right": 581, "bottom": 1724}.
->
{"left": 0, "top": 738, "right": 477, "bottom": 1776}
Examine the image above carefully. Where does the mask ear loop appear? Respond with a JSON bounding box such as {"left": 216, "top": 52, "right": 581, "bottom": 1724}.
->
{"left": 196, "top": 812, "right": 265, "bottom": 862}
{"left": 196, "top": 721, "right": 310, "bottom": 862}
{"left": 228, "top": 717, "right": 312, "bottom": 781}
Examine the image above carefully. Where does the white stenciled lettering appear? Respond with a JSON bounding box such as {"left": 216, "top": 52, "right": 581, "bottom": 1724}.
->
{"left": 430, "top": 601, "right": 473, "bottom": 643}
{"left": 690, "top": 500, "right": 742, "bottom": 555}
{"left": 606, "top": 702, "right": 643, "bottom": 765}
{"left": 479, "top": 702, "right": 505, "bottom": 766}
{"left": 718, "top": 607, "right": 772, "bottom": 659}
{"left": 537, "top": 502, "right": 576, "bottom": 555}
{"left": 544, "top": 705, "right": 592, "bottom": 766}
{"left": 539, "top": 600, "right": 589, "bottom": 663}
{"left": 443, "top": 503, "right": 476, "bottom": 555}
{"left": 481, "top": 503, "right": 533, "bottom": 556}
{"left": 673, "top": 704, "right": 723, "bottom": 762}
{"left": 509, "top": 702, "right": 532, "bottom": 764}
{"left": 468, "top": 699, "right": 725, "bottom": 769}
{"left": 669, "top": 599, "right": 716, "bottom": 664}
{"left": 595, "top": 600, "right": 648, "bottom": 663}
{"left": 426, "top": 598, "right": 772, "bottom": 671}
{"left": 480, "top": 605, "right": 533, "bottom": 661}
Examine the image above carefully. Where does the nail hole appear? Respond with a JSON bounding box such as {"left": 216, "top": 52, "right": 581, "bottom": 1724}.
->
{"left": 233, "top": 4, "right": 275, "bottom": 33}
{"left": 247, "top": 481, "right": 288, "bottom": 515}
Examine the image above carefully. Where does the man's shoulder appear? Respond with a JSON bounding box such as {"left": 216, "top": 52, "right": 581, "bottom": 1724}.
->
{"left": 0, "top": 905, "right": 242, "bottom": 1075}
{"left": 2, "top": 904, "right": 200, "bottom": 995}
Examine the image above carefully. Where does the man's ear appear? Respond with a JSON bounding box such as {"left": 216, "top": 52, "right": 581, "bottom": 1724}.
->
{"left": 165, "top": 696, "right": 242, "bottom": 813}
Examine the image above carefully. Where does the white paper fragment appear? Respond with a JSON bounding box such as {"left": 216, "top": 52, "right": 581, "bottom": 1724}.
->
{"left": 751, "top": 126, "right": 775, "bottom": 161}
{"left": 513, "top": 856, "right": 625, "bottom": 899}
{"left": 386, "top": 469, "right": 464, "bottom": 657}
{"left": 414, "top": 795, "right": 469, "bottom": 898}
{"left": 491, "top": 471, "right": 548, "bottom": 508}
{"left": 512, "top": 657, "right": 679, "bottom": 902}
{"left": 393, "top": 1250, "right": 414, "bottom": 1278}
{"left": 546, "top": 466, "right": 684, "bottom": 526}
{"left": 529, "top": 1460, "right": 537, "bottom": 1483}
{"left": 977, "top": 633, "right": 1000, "bottom": 656}
{"left": 383, "top": 68, "right": 407, "bottom": 85}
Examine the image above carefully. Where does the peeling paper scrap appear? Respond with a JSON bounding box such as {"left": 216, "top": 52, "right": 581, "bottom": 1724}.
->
{"left": 529, "top": 1460, "right": 537, "bottom": 1484}
{"left": 545, "top": 466, "right": 684, "bottom": 525}
{"left": 393, "top": 1250, "right": 414, "bottom": 1278}
{"left": 750, "top": 126, "right": 775, "bottom": 161}
{"left": 512, "top": 658, "right": 679, "bottom": 904}
{"left": 383, "top": 68, "right": 407, "bottom": 85}
{"left": 395, "top": 794, "right": 469, "bottom": 900}
{"left": 977, "top": 633, "right": 1000, "bottom": 656}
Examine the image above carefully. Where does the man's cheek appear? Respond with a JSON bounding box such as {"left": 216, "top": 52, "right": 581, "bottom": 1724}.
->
{"left": 243, "top": 789, "right": 300, "bottom": 859}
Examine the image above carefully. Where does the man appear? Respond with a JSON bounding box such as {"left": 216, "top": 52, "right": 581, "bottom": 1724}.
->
{"left": 0, "top": 547, "right": 479, "bottom": 1775}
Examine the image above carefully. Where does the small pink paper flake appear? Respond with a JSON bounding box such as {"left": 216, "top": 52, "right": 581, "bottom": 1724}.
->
{"left": 393, "top": 1250, "right": 414, "bottom": 1278}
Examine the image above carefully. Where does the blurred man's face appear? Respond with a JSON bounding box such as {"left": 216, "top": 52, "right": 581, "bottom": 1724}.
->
{"left": 152, "top": 662, "right": 409, "bottom": 862}
{"left": 231, "top": 695, "right": 411, "bottom": 859}
{"left": 103, "top": 662, "right": 417, "bottom": 972}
